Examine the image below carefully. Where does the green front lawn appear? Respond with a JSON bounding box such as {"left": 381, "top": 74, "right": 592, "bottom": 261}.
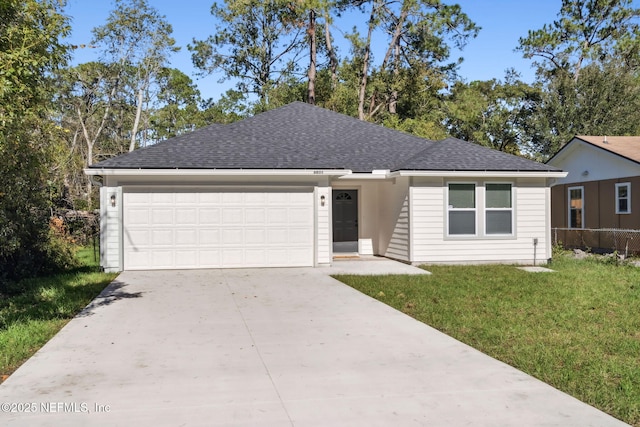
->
{"left": 335, "top": 254, "right": 640, "bottom": 426}
{"left": 0, "top": 248, "right": 117, "bottom": 380}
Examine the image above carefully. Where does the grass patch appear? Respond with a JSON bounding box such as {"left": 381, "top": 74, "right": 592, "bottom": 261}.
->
{"left": 335, "top": 255, "right": 640, "bottom": 426}
{"left": 0, "top": 247, "right": 117, "bottom": 380}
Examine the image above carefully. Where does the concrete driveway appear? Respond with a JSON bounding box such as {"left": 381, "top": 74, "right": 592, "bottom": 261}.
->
{"left": 0, "top": 264, "right": 628, "bottom": 426}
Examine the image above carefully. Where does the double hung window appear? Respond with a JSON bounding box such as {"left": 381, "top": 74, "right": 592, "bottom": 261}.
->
{"left": 615, "top": 183, "right": 631, "bottom": 214}
{"left": 485, "top": 184, "right": 513, "bottom": 235}
{"left": 568, "top": 187, "right": 584, "bottom": 229}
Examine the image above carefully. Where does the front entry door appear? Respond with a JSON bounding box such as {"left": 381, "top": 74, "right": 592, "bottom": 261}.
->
{"left": 333, "top": 190, "right": 358, "bottom": 253}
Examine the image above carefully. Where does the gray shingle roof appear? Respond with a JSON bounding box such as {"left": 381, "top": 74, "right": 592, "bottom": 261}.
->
{"left": 399, "top": 137, "right": 559, "bottom": 171}
{"left": 90, "top": 102, "right": 559, "bottom": 173}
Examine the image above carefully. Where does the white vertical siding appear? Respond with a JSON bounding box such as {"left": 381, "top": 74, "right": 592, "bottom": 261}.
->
{"left": 410, "top": 178, "right": 551, "bottom": 264}
{"left": 316, "top": 186, "right": 331, "bottom": 265}
{"left": 379, "top": 177, "right": 411, "bottom": 261}
{"left": 101, "top": 186, "right": 122, "bottom": 272}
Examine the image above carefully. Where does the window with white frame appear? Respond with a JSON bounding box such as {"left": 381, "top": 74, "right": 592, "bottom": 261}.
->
{"left": 568, "top": 186, "right": 584, "bottom": 229}
{"left": 448, "top": 183, "right": 476, "bottom": 235}
{"left": 485, "top": 183, "right": 513, "bottom": 235}
{"left": 615, "top": 183, "right": 631, "bottom": 214}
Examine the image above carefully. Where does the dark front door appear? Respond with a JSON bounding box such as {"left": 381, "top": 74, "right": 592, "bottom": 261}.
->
{"left": 333, "top": 190, "right": 358, "bottom": 252}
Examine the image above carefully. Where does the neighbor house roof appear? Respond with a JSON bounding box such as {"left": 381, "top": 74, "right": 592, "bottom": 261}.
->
{"left": 89, "top": 102, "right": 560, "bottom": 173}
{"left": 560, "top": 136, "right": 640, "bottom": 165}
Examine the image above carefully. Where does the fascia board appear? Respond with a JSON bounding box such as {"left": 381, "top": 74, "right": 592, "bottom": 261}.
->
{"left": 84, "top": 168, "right": 352, "bottom": 177}
{"left": 389, "top": 170, "right": 568, "bottom": 178}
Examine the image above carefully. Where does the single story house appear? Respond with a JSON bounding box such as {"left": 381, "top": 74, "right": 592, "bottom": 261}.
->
{"left": 86, "top": 102, "right": 566, "bottom": 272}
{"left": 546, "top": 135, "right": 640, "bottom": 252}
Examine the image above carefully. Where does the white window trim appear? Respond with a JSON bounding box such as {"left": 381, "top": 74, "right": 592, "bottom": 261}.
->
{"left": 485, "top": 182, "right": 515, "bottom": 236}
{"left": 446, "top": 182, "right": 478, "bottom": 237}
{"left": 568, "top": 186, "right": 584, "bottom": 229}
{"left": 615, "top": 182, "right": 631, "bottom": 214}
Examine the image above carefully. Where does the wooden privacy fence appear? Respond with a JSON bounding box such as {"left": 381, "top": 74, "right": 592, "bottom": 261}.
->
{"left": 552, "top": 228, "right": 640, "bottom": 257}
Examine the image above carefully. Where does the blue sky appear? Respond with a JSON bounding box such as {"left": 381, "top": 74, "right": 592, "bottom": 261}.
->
{"left": 64, "top": 0, "right": 563, "bottom": 101}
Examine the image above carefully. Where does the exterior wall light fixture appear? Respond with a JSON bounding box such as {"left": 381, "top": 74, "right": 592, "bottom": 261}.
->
{"left": 110, "top": 194, "right": 116, "bottom": 207}
{"left": 320, "top": 195, "right": 326, "bottom": 206}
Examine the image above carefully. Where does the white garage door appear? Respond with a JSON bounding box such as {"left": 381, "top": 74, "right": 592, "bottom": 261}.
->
{"left": 123, "top": 188, "right": 314, "bottom": 270}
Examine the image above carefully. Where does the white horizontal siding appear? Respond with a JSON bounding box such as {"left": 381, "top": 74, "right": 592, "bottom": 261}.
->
{"left": 411, "top": 179, "right": 550, "bottom": 264}
{"left": 385, "top": 199, "right": 410, "bottom": 261}
{"left": 316, "top": 186, "right": 331, "bottom": 264}
{"left": 380, "top": 178, "right": 411, "bottom": 261}
{"left": 100, "top": 186, "right": 122, "bottom": 272}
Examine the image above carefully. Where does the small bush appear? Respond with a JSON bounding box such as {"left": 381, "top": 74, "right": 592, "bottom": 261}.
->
{"left": 0, "top": 219, "right": 79, "bottom": 296}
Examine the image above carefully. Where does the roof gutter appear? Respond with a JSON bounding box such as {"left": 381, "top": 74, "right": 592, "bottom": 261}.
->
{"left": 84, "top": 168, "right": 353, "bottom": 177}
{"left": 389, "top": 170, "right": 568, "bottom": 178}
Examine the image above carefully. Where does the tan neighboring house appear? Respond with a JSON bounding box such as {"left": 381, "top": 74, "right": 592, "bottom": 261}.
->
{"left": 546, "top": 136, "right": 640, "bottom": 252}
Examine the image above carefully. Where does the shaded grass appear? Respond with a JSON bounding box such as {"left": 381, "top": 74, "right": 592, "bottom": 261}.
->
{"left": 0, "top": 248, "right": 117, "bottom": 379}
{"left": 334, "top": 255, "right": 640, "bottom": 426}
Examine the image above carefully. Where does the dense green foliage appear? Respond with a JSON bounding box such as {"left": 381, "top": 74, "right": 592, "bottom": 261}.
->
{"left": 517, "top": 0, "right": 640, "bottom": 156}
{"left": 336, "top": 255, "right": 640, "bottom": 426}
{"left": 0, "top": 0, "right": 75, "bottom": 288}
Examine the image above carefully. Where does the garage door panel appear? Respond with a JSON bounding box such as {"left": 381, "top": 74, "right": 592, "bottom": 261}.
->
{"left": 175, "top": 229, "right": 197, "bottom": 245}
{"left": 289, "top": 228, "right": 313, "bottom": 244}
{"left": 289, "top": 207, "right": 313, "bottom": 223}
{"left": 222, "top": 228, "right": 243, "bottom": 244}
{"left": 198, "top": 250, "right": 221, "bottom": 267}
{"left": 199, "top": 193, "right": 221, "bottom": 204}
{"left": 245, "top": 193, "right": 267, "bottom": 203}
{"left": 152, "top": 251, "right": 173, "bottom": 268}
{"left": 126, "top": 193, "right": 150, "bottom": 204}
{"left": 127, "top": 209, "right": 150, "bottom": 225}
{"left": 222, "top": 208, "right": 243, "bottom": 224}
{"left": 222, "top": 249, "right": 244, "bottom": 267}
{"left": 151, "top": 209, "right": 173, "bottom": 225}
{"left": 199, "top": 208, "right": 221, "bottom": 224}
{"left": 126, "top": 229, "right": 149, "bottom": 246}
{"left": 267, "top": 229, "right": 287, "bottom": 244}
{"left": 199, "top": 229, "right": 220, "bottom": 244}
{"left": 267, "top": 249, "right": 287, "bottom": 264}
{"left": 267, "top": 193, "right": 287, "bottom": 204}
{"left": 152, "top": 193, "right": 173, "bottom": 204}
{"left": 245, "top": 229, "right": 266, "bottom": 244}
{"left": 245, "top": 208, "right": 266, "bottom": 224}
{"left": 175, "top": 193, "right": 197, "bottom": 204}
{"left": 222, "top": 193, "right": 243, "bottom": 203}
{"left": 175, "top": 250, "right": 198, "bottom": 268}
{"left": 287, "top": 248, "right": 314, "bottom": 265}
{"left": 151, "top": 229, "right": 173, "bottom": 245}
{"left": 124, "top": 189, "right": 314, "bottom": 270}
{"left": 244, "top": 248, "right": 266, "bottom": 266}
{"left": 176, "top": 208, "right": 197, "bottom": 225}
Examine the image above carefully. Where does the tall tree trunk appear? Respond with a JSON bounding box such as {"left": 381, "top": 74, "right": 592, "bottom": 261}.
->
{"left": 129, "top": 87, "right": 144, "bottom": 152}
{"left": 324, "top": 13, "right": 338, "bottom": 91}
{"left": 358, "top": 2, "right": 378, "bottom": 120}
{"left": 389, "top": 41, "right": 400, "bottom": 115}
{"left": 76, "top": 77, "right": 117, "bottom": 210}
{"left": 382, "top": 7, "right": 408, "bottom": 115}
{"left": 307, "top": 9, "right": 317, "bottom": 105}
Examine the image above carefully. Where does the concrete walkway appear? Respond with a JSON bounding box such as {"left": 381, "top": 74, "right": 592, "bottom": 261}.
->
{"left": 0, "top": 265, "right": 628, "bottom": 426}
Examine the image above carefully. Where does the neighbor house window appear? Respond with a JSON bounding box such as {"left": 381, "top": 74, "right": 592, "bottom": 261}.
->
{"left": 448, "top": 183, "right": 476, "bottom": 235}
{"left": 615, "top": 183, "right": 631, "bottom": 214}
{"left": 568, "top": 186, "right": 584, "bottom": 229}
{"left": 486, "top": 183, "right": 513, "bottom": 235}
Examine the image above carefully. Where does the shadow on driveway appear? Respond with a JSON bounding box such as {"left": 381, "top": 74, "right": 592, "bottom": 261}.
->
{"left": 78, "top": 280, "right": 143, "bottom": 317}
